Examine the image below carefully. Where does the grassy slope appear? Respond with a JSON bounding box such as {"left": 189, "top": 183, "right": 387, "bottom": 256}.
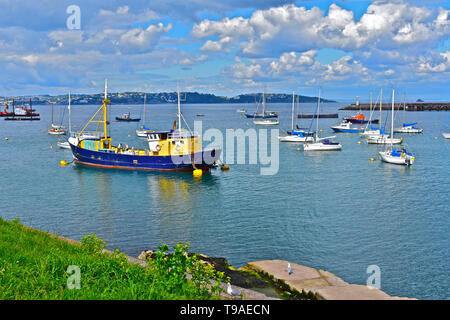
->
{"left": 0, "top": 218, "right": 220, "bottom": 300}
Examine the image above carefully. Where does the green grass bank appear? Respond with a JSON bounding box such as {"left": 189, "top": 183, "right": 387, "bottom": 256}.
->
{"left": 0, "top": 217, "right": 225, "bottom": 300}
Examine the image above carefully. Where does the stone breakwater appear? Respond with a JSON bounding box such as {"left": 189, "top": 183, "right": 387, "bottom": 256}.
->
{"left": 340, "top": 102, "right": 450, "bottom": 111}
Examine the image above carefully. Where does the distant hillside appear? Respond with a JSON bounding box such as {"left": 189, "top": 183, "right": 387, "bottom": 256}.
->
{"left": 0, "top": 92, "right": 335, "bottom": 105}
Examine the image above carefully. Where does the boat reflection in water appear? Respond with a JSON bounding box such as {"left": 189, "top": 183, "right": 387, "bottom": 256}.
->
{"left": 146, "top": 173, "right": 220, "bottom": 242}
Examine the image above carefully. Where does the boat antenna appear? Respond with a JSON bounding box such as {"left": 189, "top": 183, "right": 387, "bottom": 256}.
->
{"left": 68, "top": 91, "right": 71, "bottom": 134}
{"left": 316, "top": 88, "right": 321, "bottom": 141}
{"left": 390, "top": 88, "right": 395, "bottom": 148}
{"left": 177, "top": 82, "right": 182, "bottom": 131}
{"left": 291, "top": 91, "right": 295, "bottom": 131}
{"left": 379, "top": 88, "right": 383, "bottom": 130}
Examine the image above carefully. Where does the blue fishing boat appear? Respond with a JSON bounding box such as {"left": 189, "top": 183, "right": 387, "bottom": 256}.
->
{"left": 68, "top": 81, "right": 221, "bottom": 172}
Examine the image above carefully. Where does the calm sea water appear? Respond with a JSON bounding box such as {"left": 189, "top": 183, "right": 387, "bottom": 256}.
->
{"left": 0, "top": 102, "right": 449, "bottom": 299}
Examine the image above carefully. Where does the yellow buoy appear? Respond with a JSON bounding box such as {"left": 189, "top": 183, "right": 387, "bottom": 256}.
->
{"left": 434, "top": 137, "right": 438, "bottom": 140}
{"left": 221, "top": 165, "right": 230, "bottom": 171}
{"left": 370, "top": 158, "right": 375, "bottom": 162}
{"left": 350, "top": 136, "right": 353, "bottom": 138}
{"left": 50, "top": 146, "right": 54, "bottom": 149}
{"left": 320, "top": 129, "right": 324, "bottom": 132}
{"left": 4, "top": 137, "right": 8, "bottom": 141}
{"left": 297, "top": 147, "right": 301, "bottom": 151}
{"left": 357, "top": 141, "right": 361, "bottom": 144}
{"left": 60, "top": 160, "right": 69, "bottom": 166}
{"left": 193, "top": 169, "right": 203, "bottom": 177}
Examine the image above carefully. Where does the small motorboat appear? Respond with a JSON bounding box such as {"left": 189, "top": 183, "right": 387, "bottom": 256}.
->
{"left": 394, "top": 122, "right": 423, "bottom": 133}
{"left": 331, "top": 120, "right": 364, "bottom": 133}
{"left": 116, "top": 112, "right": 140, "bottom": 122}
{"left": 443, "top": 132, "right": 450, "bottom": 139}
{"left": 236, "top": 109, "right": 246, "bottom": 113}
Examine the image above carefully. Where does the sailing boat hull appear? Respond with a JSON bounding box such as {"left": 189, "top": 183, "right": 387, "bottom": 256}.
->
{"left": 278, "top": 135, "right": 313, "bottom": 142}
{"left": 394, "top": 127, "right": 423, "bottom": 133}
{"left": 379, "top": 151, "right": 414, "bottom": 165}
{"left": 303, "top": 142, "right": 342, "bottom": 151}
{"left": 367, "top": 136, "right": 403, "bottom": 144}
{"left": 69, "top": 142, "right": 221, "bottom": 171}
{"left": 253, "top": 119, "right": 279, "bottom": 125}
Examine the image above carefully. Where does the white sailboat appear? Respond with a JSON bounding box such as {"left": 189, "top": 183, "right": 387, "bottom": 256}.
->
{"left": 360, "top": 90, "right": 387, "bottom": 138}
{"left": 278, "top": 92, "right": 313, "bottom": 142}
{"left": 48, "top": 102, "right": 67, "bottom": 135}
{"left": 366, "top": 89, "right": 402, "bottom": 145}
{"left": 304, "top": 88, "right": 342, "bottom": 151}
{"left": 378, "top": 88, "right": 415, "bottom": 166}
{"left": 57, "top": 92, "right": 72, "bottom": 149}
{"left": 394, "top": 93, "right": 423, "bottom": 133}
{"left": 136, "top": 94, "right": 153, "bottom": 137}
{"left": 443, "top": 133, "right": 450, "bottom": 139}
{"left": 253, "top": 89, "right": 279, "bottom": 125}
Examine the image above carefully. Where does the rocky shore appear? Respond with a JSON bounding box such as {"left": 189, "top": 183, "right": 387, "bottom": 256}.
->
{"left": 138, "top": 250, "right": 416, "bottom": 300}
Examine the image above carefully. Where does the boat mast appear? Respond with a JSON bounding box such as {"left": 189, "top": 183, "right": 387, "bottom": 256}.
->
{"left": 291, "top": 91, "right": 295, "bottom": 131}
{"left": 262, "top": 86, "right": 266, "bottom": 115}
{"left": 68, "top": 91, "right": 71, "bottom": 134}
{"left": 103, "top": 79, "right": 109, "bottom": 139}
{"left": 379, "top": 88, "right": 382, "bottom": 130}
{"left": 390, "top": 88, "right": 395, "bottom": 148}
{"left": 51, "top": 102, "right": 54, "bottom": 126}
{"left": 316, "top": 88, "right": 321, "bottom": 141}
{"left": 177, "top": 82, "right": 182, "bottom": 131}
{"left": 142, "top": 93, "right": 146, "bottom": 129}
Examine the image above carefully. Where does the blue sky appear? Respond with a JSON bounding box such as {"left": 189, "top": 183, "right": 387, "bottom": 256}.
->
{"left": 0, "top": 0, "right": 449, "bottom": 101}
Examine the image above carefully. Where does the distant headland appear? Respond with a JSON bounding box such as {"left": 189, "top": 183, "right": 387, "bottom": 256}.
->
{"left": 0, "top": 92, "right": 335, "bottom": 105}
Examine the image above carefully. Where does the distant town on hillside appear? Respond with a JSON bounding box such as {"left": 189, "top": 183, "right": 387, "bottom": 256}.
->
{"left": 0, "top": 92, "right": 335, "bottom": 105}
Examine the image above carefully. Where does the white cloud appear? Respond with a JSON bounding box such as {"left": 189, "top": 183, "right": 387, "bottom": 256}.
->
{"left": 48, "top": 23, "right": 172, "bottom": 54}
{"left": 192, "top": 2, "right": 450, "bottom": 57}
{"left": 228, "top": 57, "right": 264, "bottom": 79}
{"left": 270, "top": 50, "right": 317, "bottom": 75}
{"left": 417, "top": 51, "right": 450, "bottom": 73}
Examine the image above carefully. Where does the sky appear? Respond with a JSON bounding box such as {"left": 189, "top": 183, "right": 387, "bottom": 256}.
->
{"left": 0, "top": 0, "right": 449, "bottom": 101}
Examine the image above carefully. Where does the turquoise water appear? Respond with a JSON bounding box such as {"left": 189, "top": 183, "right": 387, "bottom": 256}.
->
{"left": 0, "top": 102, "right": 449, "bottom": 299}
